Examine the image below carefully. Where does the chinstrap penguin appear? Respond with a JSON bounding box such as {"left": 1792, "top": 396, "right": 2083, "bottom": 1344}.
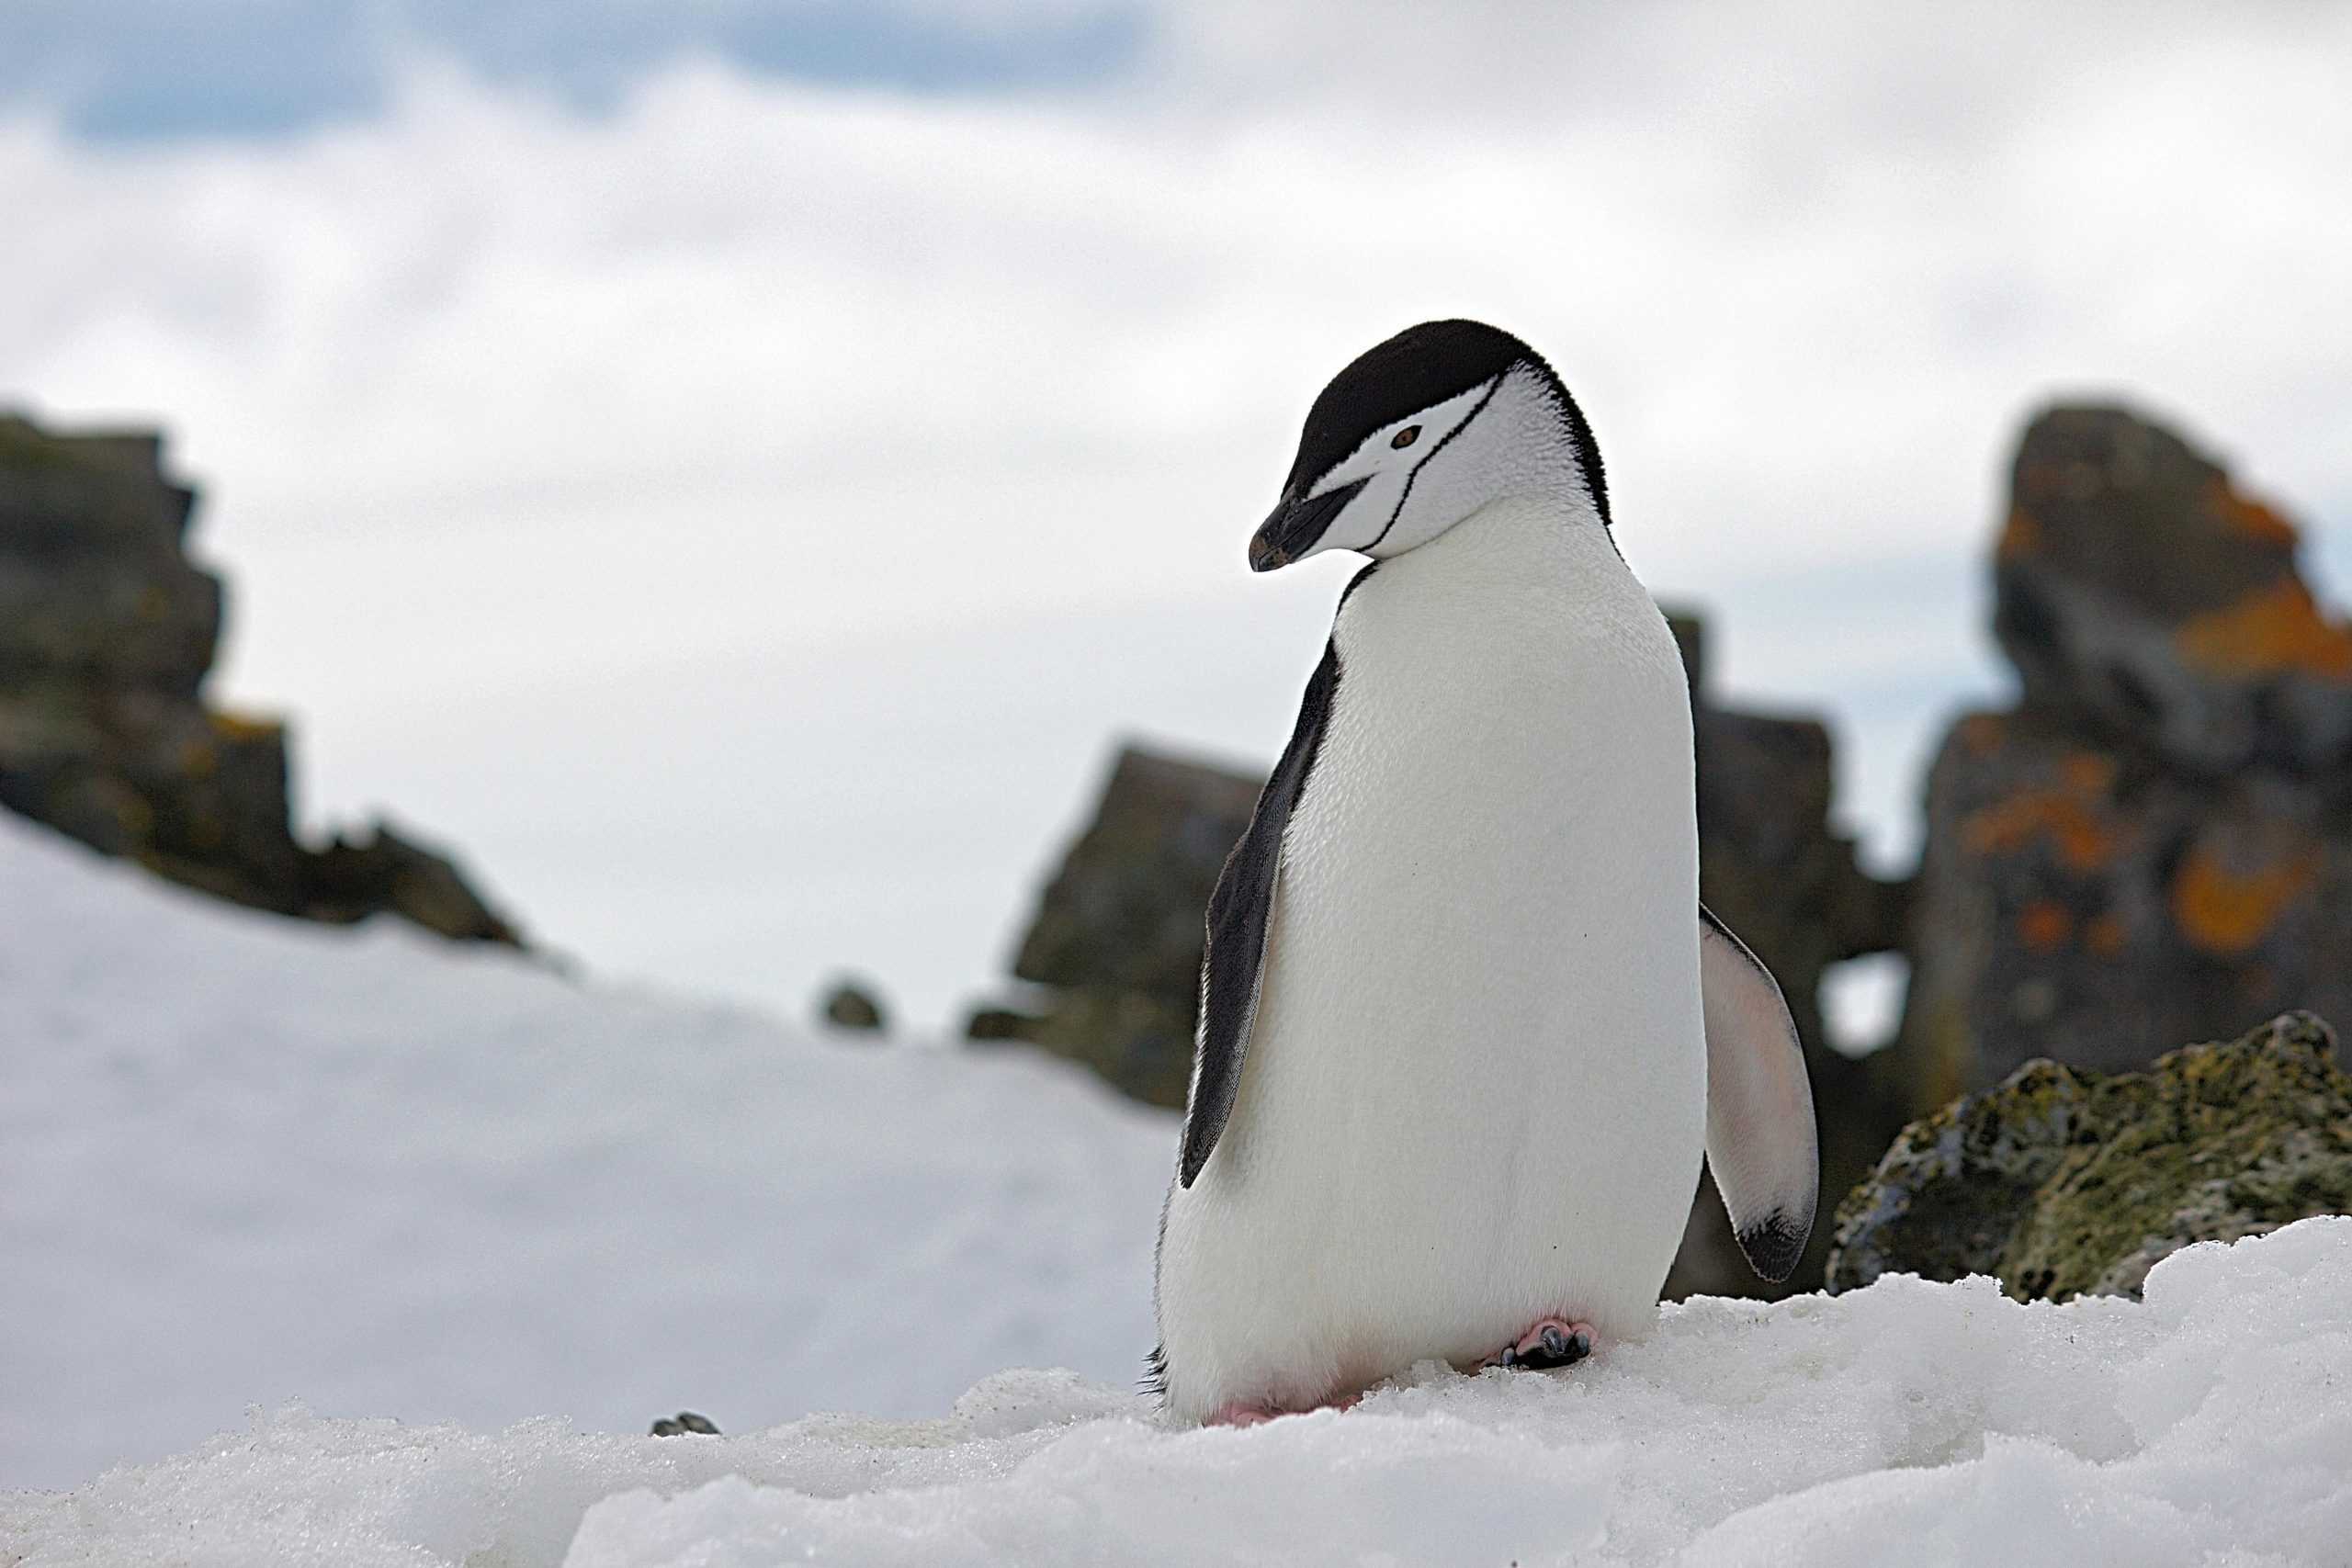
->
{"left": 1153, "top": 320, "right": 1818, "bottom": 1426}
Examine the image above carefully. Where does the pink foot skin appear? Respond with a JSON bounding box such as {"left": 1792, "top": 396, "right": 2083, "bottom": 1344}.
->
{"left": 1204, "top": 1393, "right": 1361, "bottom": 1427}
{"left": 1205, "top": 1403, "right": 1279, "bottom": 1427}
{"left": 1483, "top": 1317, "right": 1595, "bottom": 1371}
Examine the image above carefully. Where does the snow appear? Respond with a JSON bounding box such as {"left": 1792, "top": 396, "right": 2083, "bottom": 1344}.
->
{"left": 9, "top": 1220, "right": 2350, "bottom": 1566}
{"left": 0, "top": 811, "right": 1174, "bottom": 1493}
{"left": 7, "top": 809, "right": 2352, "bottom": 1566}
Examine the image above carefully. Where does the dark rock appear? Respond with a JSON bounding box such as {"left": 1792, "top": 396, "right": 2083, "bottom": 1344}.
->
{"left": 305, "top": 822, "right": 519, "bottom": 942}
{"left": 1893, "top": 406, "right": 2352, "bottom": 1113}
{"left": 964, "top": 1008, "right": 1035, "bottom": 1044}
{"left": 1995, "top": 406, "right": 2352, "bottom": 776}
{"left": 973, "top": 986, "right": 1200, "bottom": 1108}
{"left": 0, "top": 411, "right": 520, "bottom": 945}
{"left": 967, "top": 744, "right": 1258, "bottom": 1107}
{"left": 650, "top": 1411, "right": 720, "bottom": 1436}
{"left": 820, "top": 979, "right": 888, "bottom": 1032}
{"left": 1012, "top": 746, "right": 1262, "bottom": 1008}
{"left": 1826, "top": 1011, "right": 2352, "bottom": 1300}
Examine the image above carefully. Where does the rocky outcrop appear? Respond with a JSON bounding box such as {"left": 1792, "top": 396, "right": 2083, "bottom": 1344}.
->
{"left": 1826, "top": 1011, "right": 2352, "bottom": 1301}
{"left": 968, "top": 745, "right": 1259, "bottom": 1108}
{"left": 1995, "top": 407, "right": 2352, "bottom": 775}
{"left": 0, "top": 412, "right": 518, "bottom": 943}
{"left": 1894, "top": 407, "right": 2352, "bottom": 1112}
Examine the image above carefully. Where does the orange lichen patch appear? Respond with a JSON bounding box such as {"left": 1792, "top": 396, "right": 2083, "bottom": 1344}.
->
{"left": 2170, "top": 840, "right": 2317, "bottom": 957}
{"left": 1956, "top": 713, "right": 2007, "bottom": 754}
{"left": 2018, "top": 900, "right": 2074, "bottom": 950}
{"left": 1961, "top": 790, "right": 2115, "bottom": 872}
{"left": 1996, "top": 507, "right": 2042, "bottom": 561}
{"left": 2208, "top": 476, "right": 2299, "bottom": 547}
{"left": 2176, "top": 579, "right": 2352, "bottom": 682}
{"left": 209, "top": 709, "right": 284, "bottom": 744}
{"left": 2059, "top": 752, "right": 2115, "bottom": 795}
{"left": 2085, "top": 911, "right": 2129, "bottom": 958}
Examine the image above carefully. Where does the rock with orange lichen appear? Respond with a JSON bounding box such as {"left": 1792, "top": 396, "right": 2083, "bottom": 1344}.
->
{"left": 1995, "top": 405, "right": 2352, "bottom": 774}
{"left": 1894, "top": 405, "right": 2352, "bottom": 1114}
{"left": 1894, "top": 705, "right": 2352, "bottom": 1110}
{"left": 0, "top": 411, "right": 520, "bottom": 944}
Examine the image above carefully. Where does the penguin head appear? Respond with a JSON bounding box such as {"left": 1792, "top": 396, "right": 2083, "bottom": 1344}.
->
{"left": 1249, "top": 319, "right": 1610, "bottom": 572}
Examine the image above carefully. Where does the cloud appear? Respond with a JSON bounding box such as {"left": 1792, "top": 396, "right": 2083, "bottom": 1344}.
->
{"left": 1, "top": 6, "right": 2346, "bottom": 1022}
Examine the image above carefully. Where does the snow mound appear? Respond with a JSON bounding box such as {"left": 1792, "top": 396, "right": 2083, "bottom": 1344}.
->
{"left": 0, "top": 812, "right": 1174, "bottom": 1491}
{"left": 8, "top": 1219, "right": 2348, "bottom": 1567}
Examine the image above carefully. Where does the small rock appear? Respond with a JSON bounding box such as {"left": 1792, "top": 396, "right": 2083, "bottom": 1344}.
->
{"left": 649, "top": 1412, "right": 720, "bottom": 1437}
{"left": 820, "top": 979, "right": 888, "bottom": 1032}
{"left": 1826, "top": 1010, "right": 2352, "bottom": 1300}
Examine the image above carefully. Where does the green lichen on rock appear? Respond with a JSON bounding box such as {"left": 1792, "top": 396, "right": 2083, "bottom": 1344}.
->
{"left": 1826, "top": 1010, "right": 2352, "bottom": 1300}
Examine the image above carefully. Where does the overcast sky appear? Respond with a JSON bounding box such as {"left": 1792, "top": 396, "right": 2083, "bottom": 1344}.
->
{"left": 4, "top": 0, "right": 2348, "bottom": 1034}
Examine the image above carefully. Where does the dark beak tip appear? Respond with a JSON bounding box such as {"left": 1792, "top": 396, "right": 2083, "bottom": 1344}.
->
{"left": 1250, "top": 476, "right": 1364, "bottom": 574}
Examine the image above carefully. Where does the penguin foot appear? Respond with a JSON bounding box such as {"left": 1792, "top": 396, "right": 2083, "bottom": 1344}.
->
{"left": 1203, "top": 1392, "right": 1360, "bottom": 1427}
{"left": 1485, "top": 1318, "right": 1595, "bottom": 1371}
{"left": 1204, "top": 1403, "right": 1281, "bottom": 1427}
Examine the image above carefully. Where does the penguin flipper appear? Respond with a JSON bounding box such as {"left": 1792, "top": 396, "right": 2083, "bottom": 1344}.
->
{"left": 1698, "top": 905, "right": 1819, "bottom": 1281}
{"left": 1178, "top": 638, "right": 1341, "bottom": 1189}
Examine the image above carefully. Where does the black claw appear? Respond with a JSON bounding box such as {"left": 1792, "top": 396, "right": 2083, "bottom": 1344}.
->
{"left": 1503, "top": 1325, "right": 1593, "bottom": 1371}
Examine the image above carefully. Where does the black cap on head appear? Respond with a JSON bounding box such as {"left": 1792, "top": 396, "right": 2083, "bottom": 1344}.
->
{"left": 1282, "top": 319, "right": 1611, "bottom": 529}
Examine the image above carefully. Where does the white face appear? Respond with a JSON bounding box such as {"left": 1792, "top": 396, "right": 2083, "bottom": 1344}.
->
{"left": 1250, "top": 366, "right": 1583, "bottom": 571}
{"left": 1291, "top": 378, "right": 1498, "bottom": 558}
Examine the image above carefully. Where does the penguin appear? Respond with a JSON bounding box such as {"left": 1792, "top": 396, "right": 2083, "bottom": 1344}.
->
{"left": 1152, "top": 320, "right": 1818, "bottom": 1426}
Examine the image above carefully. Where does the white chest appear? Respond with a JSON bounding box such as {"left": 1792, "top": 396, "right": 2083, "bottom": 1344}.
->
{"left": 1292, "top": 497, "right": 1694, "bottom": 977}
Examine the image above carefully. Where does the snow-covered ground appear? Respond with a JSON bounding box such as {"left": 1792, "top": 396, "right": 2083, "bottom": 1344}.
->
{"left": 9, "top": 1221, "right": 2350, "bottom": 1566}
{"left": 0, "top": 811, "right": 1174, "bottom": 1493}
{"left": 7, "top": 809, "right": 2352, "bottom": 1566}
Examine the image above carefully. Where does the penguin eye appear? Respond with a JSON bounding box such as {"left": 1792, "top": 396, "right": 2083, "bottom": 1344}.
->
{"left": 1390, "top": 425, "right": 1421, "bottom": 450}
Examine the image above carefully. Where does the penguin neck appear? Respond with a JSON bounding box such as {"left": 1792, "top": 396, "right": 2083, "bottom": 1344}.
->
{"left": 1379, "top": 490, "right": 1631, "bottom": 615}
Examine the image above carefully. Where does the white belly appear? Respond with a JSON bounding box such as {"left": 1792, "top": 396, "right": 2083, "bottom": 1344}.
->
{"left": 1156, "top": 496, "right": 1705, "bottom": 1421}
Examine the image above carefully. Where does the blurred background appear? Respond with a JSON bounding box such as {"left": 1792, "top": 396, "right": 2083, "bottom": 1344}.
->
{"left": 6, "top": 0, "right": 2346, "bottom": 1037}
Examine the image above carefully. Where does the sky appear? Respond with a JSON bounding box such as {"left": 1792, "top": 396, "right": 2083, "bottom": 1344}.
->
{"left": 3, "top": 0, "right": 2348, "bottom": 1037}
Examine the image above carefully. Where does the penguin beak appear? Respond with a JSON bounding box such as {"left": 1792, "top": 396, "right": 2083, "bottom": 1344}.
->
{"left": 1249, "top": 478, "right": 1368, "bottom": 572}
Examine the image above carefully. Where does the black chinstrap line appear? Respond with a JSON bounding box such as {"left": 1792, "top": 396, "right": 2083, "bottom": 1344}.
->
{"left": 1366, "top": 371, "right": 1507, "bottom": 553}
